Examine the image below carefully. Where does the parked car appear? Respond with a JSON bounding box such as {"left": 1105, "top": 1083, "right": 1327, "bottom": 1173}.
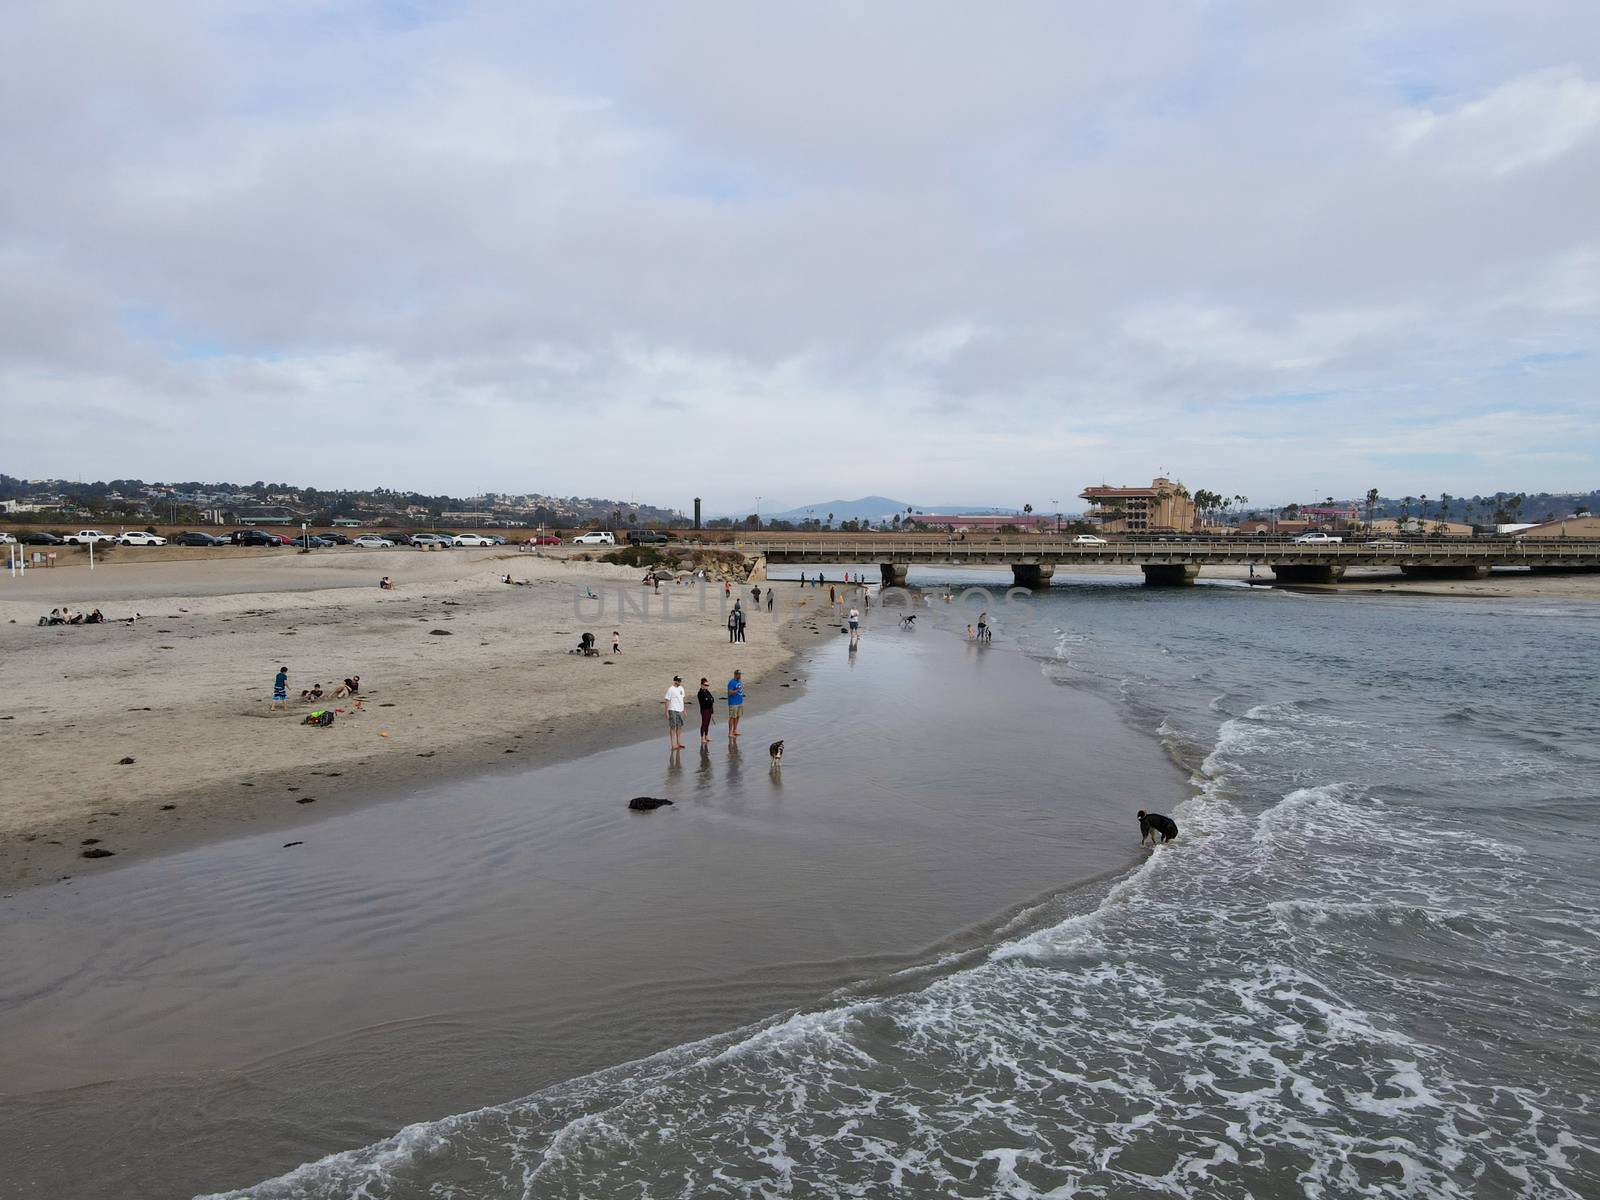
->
{"left": 572, "top": 531, "right": 616, "bottom": 545}
{"left": 482, "top": 534, "right": 508, "bottom": 545}
{"left": 627, "top": 529, "right": 671, "bottom": 545}
{"left": 407, "top": 533, "right": 455, "bottom": 548}
{"left": 1071, "top": 534, "right": 1109, "bottom": 545}
{"left": 528, "top": 534, "right": 562, "bottom": 546}
{"left": 62, "top": 530, "right": 117, "bottom": 545}
{"left": 1293, "top": 533, "right": 1343, "bottom": 544}
{"left": 452, "top": 534, "right": 496, "bottom": 547}
{"left": 231, "top": 529, "right": 282, "bottom": 546}
{"left": 351, "top": 535, "right": 396, "bottom": 548}
{"left": 117, "top": 532, "right": 168, "bottom": 546}
{"left": 0, "top": 532, "right": 15, "bottom": 544}
{"left": 316, "top": 531, "right": 351, "bottom": 545}
{"left": 174, "top": 531, "right": 226, "bottom": 546}
{"left": 21, "top": 531, "right": 65, "bottom": 545}
{"left": 301, "top": 535, "right": 333, "bottom": 548}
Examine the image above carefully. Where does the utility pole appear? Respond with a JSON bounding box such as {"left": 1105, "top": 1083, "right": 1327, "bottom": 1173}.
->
{"left": 1052, "top": 498, "right": 1060, "bottom": 535}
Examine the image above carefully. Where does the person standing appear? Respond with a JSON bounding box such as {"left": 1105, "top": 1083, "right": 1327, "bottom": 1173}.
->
{"left": 272, "top": 665, "right": 289, "bottom": 710}
{"left": 727, "top": 601, "right": 740, "bottom": 643}
{"left": 829, "top": 584, "right": 837, "bottom": 604}
{"left": 751, "top": 585, "right": 761, "bottom": 607}
{"left": 726, "top": 669, "right": 744, "bottom": 738}
{"left": 766, "top": 587, "right": 774, "bottom": 612}
{"left": 612, "top": 630, "right": 621, "bottom": 655}
{"left": 696, "top": 677, "right": 715, "bottom": 746}
{"left": 663, "top": 675, "right": 687, "bottom": 750}
{"left": 724, "top": 580, "right": 731, "bottom": 599}
{"left": 847, "top": 606, "right": 860, "bottom": 635}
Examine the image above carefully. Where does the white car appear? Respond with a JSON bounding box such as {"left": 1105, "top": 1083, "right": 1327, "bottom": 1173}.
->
{"left": 0, "top": 533, "right": 15, "bottom": 544}
{"left": 117, "top": 532, "right": 168, "bottom": 546}
{"left": 351, "top": 535, "right": 395, "bottom": 548}
{"left": 62, "top": 529, "right": 118, "bottom": 545}
{"left": 1072, "top": 534, "right": 1109, "bottom": 545}
{"left": 1293, "top": 533, "right": 1343, "bottom": 544}
{"left": 572, "top": 532, "right": 617, "bottom": 545}
{"left": 452, "top": 534, "right": 495, "bottom": 547}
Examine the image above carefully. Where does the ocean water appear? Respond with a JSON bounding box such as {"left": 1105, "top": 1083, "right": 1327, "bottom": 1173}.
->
{"left": 210, "top": 574, "right": 1600, "bottom": 1199}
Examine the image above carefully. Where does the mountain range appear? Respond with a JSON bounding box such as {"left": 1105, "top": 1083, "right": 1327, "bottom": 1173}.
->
{"left": 755, "top": 496, "right": 1024, "bottom": 523}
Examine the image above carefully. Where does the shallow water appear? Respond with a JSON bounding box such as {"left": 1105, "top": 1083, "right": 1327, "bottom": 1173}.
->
{"left": 0, "top": 582, "right": 1177, "bottom": 1199}
{"left": 200, "top": 571, "right": 1600, "bottom": 1198}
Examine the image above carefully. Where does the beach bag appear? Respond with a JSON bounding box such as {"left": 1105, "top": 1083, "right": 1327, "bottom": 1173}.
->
{"left": 303, "top": 710, "right": 335, "bottom": 727}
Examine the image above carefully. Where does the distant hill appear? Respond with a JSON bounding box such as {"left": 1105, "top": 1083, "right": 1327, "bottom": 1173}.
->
{"left": 765, "top": 496, "right": 1021, "bottom": 523}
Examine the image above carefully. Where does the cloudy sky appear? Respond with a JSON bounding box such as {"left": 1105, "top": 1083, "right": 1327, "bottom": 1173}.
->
{"left": 4, "top": 1, "right": 1598, "bottom": 513}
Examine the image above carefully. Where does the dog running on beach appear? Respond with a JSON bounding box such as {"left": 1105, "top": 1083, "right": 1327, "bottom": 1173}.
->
{"left": 769, "top": 740, "right": 784, "bottom": 765}
{"left": 1137, "top": 810, "right": 1179, "bottom": 846}
{"left": 899, "top": 614, "right": 917, "bottom": 629}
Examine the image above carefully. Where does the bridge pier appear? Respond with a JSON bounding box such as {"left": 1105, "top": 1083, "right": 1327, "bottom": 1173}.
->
{"left": 1270, "top": 564, "right": 1346, "bottom": 584}
{"left": 1400, "top": 564, "right": 1490, "bottom": 580}
{"left": 1010, "top": 563, "right": 1055, "bottom": 589}
{"left": 1141, "top": 564, "right": 1200, "bottom": 586}
{"left": 879, "top": 563, "right": 909, "bottom": 587}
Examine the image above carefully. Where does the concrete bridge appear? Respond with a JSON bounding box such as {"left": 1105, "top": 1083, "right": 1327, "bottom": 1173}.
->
{"left": 736, "top": 537, "right": 1600, "bottom": 588}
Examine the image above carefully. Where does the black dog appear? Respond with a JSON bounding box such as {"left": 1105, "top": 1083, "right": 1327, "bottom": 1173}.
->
{"left": 1137, "top": 809, "right": 1178, "bottom": 845}
{"left": 628, "top": 796, "right": 674, "bottom": 811}
{"left": 899, "top": 614, "right": 917, "bottom": 629}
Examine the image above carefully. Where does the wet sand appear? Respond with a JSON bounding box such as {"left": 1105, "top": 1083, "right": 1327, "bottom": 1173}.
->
{"left": 0, "top": 607, "right": 1180, "bottom": 1199}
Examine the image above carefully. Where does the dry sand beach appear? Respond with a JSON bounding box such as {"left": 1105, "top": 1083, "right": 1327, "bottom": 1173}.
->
{"left": 0, "top": 548, "right": 809, "bottom": 890}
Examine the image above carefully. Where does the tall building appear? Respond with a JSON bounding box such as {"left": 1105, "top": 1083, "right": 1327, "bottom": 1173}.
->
{"left": 1078, "top": 477, "right": 1195, "bottom": 534}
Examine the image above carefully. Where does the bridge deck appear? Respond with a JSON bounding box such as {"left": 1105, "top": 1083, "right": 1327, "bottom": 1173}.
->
{"left": 738, "top": 538, "right": 1600, "bottom": 568}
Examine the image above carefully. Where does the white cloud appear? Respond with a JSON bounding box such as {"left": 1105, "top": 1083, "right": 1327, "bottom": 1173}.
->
{"left": 1394, "top": 66, "right": 1600, "bottom": 174}
{"left": 0, "top": 1, "right": 1597, "bottom": 506}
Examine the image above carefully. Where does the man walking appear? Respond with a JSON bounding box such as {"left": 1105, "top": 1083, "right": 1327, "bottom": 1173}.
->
{"left": 847, "top": 606, "right": 860, "bottom": 636}
{"left": 663, "top": 675, "right": 687, "bottom": 750}
{"left": 726, "top": 669, "right": 745, "bottom": 739}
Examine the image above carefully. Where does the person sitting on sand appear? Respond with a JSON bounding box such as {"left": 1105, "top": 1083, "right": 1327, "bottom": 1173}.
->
{"left": 45, "top": 608, "right": 63, "bottom": 625}
{"left": 379, "top": 576, "right": 395, "bottom": 590}
{"left": 333, "top": 675, "right": 360, "bottom": 698}
{"left": 87, "top": 609, "right": 105, "bottom": 624}
{"left": 301, "top": 683, "right": 325, "bottom": 701}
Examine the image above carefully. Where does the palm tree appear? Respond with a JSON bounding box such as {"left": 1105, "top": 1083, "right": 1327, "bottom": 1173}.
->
{"left": 1365, "top": 488, "right": 1380, "bottom": 529}
{"left": 827, "top": 512, "right": 834, "bottom": 528}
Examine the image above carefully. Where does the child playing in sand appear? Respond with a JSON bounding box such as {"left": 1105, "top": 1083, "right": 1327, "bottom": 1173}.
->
{"left": 612, "top": 631, "right": 621, "bottom": 654}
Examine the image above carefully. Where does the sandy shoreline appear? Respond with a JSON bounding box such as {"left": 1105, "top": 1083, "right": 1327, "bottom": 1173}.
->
{"left": 5, "top": 551, "right": 1593, "bottom": 891}
{"left": 0, "top": 549, "right": 820, "bottom": 891}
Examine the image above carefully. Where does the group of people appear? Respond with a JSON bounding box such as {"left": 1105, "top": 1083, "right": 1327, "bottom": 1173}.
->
{"left": 663, "top": 669, "right": 745, "bottom": 749}
{"left": 272, "top": 665, "right": 361, "bottom": 709}
{"left": 799, "top": 572, "right": 866, "bottom": 586}
{"left": 40, "top": 607, "right": 106, "bottom": 625}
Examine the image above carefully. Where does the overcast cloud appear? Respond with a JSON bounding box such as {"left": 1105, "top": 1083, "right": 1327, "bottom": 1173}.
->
{"left": 3, "top": 0, "right": 1598, "bottom": 512}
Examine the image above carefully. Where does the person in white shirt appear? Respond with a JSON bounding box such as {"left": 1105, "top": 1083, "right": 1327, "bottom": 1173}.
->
{"left": 663, "top": 675, "right": 687, "bottom": 750}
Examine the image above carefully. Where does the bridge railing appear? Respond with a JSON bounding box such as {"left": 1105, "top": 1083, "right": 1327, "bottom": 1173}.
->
{"left": 735, "top": 538, "right": 1600, "bottom": 561}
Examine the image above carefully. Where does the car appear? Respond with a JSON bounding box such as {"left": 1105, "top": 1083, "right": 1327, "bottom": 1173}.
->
{"left": 62, "top": 530, "right": 117, "bottom": 545}
{"left": 351, "top": 535, "right": 396, "bottom": 548}
{"left": 21, "top": 531, "right": 65, "bottom": 545}
{"left": 117, "top": 532, "right": 168, "bottom": 546}
{"left": 407, "top": 533, "right": 455, "bottom": 548}
{"left": 0, "top": 532, "right": 15, "bottom": 544}
{"left": 1293, "top": 533, "right": 1343, "bottom": 544}
{"left": 452, "top": 534, "right": 496, "bottom": 547}
{"left": 301, "top": 535, "right": 333, "bottom": 548}
{"left": 572, "top": 531, "right": 616, "bottom": 546}
{"left": 174, "top": 531, "right": 226, "bottom": 546}
{"left": 230, "top": 529, "right": 283, "bottom": 546}
{"left": 482, "top": 534, "right": 507, "bottom": 545}
{"left": 528, "top": 534, "right": 562, "bottom": 546}
{"left": 1071, "top": 534, "right": 1109, "bottom": 545}
{"left": 316, "top": 531, "right": 351, "bottom": 545}
{"left": 627, "top": 529, "right": 671, "bottom": 545}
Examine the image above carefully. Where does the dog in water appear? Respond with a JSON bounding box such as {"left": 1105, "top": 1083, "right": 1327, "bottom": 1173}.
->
{"left": 769, "top": 740, "right": 784, "bottom": 765}
{"left": 1137, "top": 809, "right": 1179, "bottom": 845}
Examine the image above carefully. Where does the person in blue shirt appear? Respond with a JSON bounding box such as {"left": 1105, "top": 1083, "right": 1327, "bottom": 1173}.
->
{"left": 726, "top": 669, "right": 744, "bottom": 739}
{"left": 272, "top": 665, "right": 289, "bottom": 709}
